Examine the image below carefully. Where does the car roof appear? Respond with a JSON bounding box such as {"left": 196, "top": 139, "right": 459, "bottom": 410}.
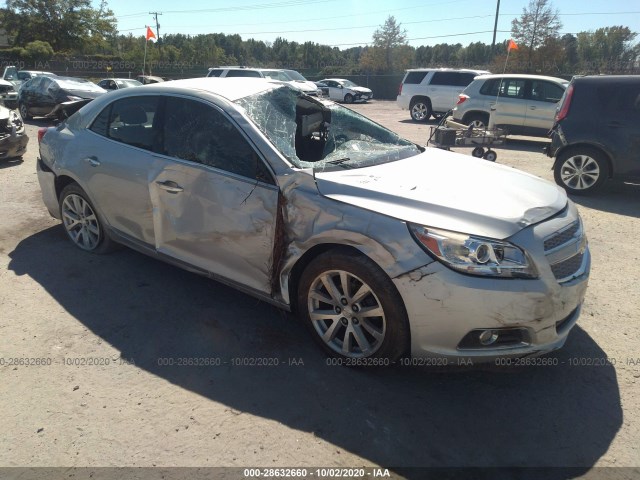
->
{"left": 404, "top": 68, "right": 490, "bottom": 74}
{"left": 472, "top": 73, "right": 568, "bottom": 83}
{"left": 573, "top": 75, "right": 640, "bottom": 85}
{"left": 126, "top": 77, "right": 280, "bottom": 102}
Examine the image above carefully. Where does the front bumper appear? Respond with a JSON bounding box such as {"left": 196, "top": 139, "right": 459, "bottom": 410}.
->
{"left": 0, "top": 130, "right": 28, "bottom": 159}
{"left": 394, "top": 203, "right": 589, "bottom": 362}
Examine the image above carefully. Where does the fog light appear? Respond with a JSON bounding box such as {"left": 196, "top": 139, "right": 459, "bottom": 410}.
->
{"left": 479, "top": 330, "right": 498, "bottom": 346}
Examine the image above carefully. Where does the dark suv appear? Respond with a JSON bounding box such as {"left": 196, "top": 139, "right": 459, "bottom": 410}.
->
{"left": 547, "top": 75, "right": 640, "bottom": 194}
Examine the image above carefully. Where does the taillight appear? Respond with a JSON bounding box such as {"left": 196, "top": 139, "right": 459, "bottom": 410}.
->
{"left": 555, "top": 84, "right": 574, "bottom": 122}
{"left": 456, "top": 94, "right": 469, "bottom": 105}
{"left": 37, "top": 127, "right": 48, "bottom": 144}
{"left": 398, "top": 83, "right": 403, "bottom": 96}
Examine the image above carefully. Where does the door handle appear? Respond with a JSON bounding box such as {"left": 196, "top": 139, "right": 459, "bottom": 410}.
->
{"left": 85, "top": 156, "right": 100, "bottom": 167}
{"left": 156, "top": 180, "right": 184, "bottom": 194}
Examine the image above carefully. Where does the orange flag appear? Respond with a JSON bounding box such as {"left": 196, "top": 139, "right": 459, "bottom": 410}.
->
{"left": 508, "top": 39, "right": 518, "bottom": 51}
{"left": 146, "top": 26, "right": 157, "bottom": 43}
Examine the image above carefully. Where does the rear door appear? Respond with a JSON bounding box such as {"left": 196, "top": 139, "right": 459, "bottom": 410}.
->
{"left": 487, "top": 77, "right": 527, "bottom": 130}
{"left": 598, "top": 83, "right": 640, "bottom": 177}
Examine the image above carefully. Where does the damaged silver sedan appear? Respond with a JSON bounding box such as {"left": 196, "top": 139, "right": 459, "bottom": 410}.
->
{"left": 36, "top": 78, "right": 589, "bottom": 362}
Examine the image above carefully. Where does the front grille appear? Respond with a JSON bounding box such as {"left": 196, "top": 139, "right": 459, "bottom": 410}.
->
{"left": 544, "top": 221, "right": 580, "bottom": 251}
{"left": 543, "top": 219, "right": 587, "bottom": 283}
{"left": 551, "top": 252, "right": 584, "bottom": 281}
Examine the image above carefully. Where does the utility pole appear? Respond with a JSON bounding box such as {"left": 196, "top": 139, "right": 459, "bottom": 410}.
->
{"left": 149, "top": 11, "right": 161, "bottom": 45}
{"left": 492, "top": 0, "right": 501, "bottom": 50}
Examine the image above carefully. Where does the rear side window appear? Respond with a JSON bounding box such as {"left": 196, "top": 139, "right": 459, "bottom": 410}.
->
{"left": 430, "top": 72, "right": 459, "bottom": 86}
{"left": 90, "top": 96, "right": 161, "bottom": 151}
{"left": 207, "top": 69, "right": 223, "bottom": 77}
{"left": 225, "top": 70, "right": 261, "bottom": 78}
{"left": 404, "top": 71, "right": 428, "bottom": 84}
{"left": 598, "top": 84, "right": 640, "bottom": 113}
{"left": 480, "top": 78, "right": 526, "bottom": 98}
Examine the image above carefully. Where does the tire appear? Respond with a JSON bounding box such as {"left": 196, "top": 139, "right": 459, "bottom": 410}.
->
{"left": 410, "top": 98, "right": 432, "bottom": 122}
{"left": 554, "top": 147, "right": 609, "bottom": 195}
{"left": 59, "top": 183, "right": 116, "bottom": 253}
{"left": 472, "top": 147, "right": 485, "bottom": 158}
{"left": 297, "top": 249, "right": 410, "bottom": 362}
{"left": 464, "top": 112, "right": 489, "bottom": 129}
{"left": 483, "top": 150, "right": 497, "bottom": 162}
{"left": 344, "top": 93, "right": 354, "bottom": 104}
{"left": 19, "top": 103, "right": 32, "bottom": 120}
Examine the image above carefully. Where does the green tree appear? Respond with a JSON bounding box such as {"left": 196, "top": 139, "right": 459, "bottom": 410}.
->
{"left": 511, "top": 0, "right": 562, "bottom": 68}
{"left": 24, "top": 40, "right": 54, "bottom": 58}
{"left": 2, "top": 0, "right": 116, "bottom": 52}
{"left": 362, "top": 16, "right": 408, "bottom": 73}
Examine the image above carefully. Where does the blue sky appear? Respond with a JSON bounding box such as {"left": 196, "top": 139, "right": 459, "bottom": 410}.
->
{"left": 8, "top": 0, "right": 640, "bottom": 48}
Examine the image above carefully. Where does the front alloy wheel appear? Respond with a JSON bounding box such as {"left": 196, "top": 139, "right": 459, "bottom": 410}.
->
{"left": 554, "top": 148, "right": 608, "bottom": 195}
{"left": 297, "top": 249, "right": 409, "bottom": 362}
{"left": 308, "top": 270, "right": 386, "bottom": 357}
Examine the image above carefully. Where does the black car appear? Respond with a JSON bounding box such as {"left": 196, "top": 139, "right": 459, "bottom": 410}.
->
{"left": 18, "top": 76, "right": 106, "bottom": 120}
{"left": 547, "top": 75, "right": 640, "bottom": 194}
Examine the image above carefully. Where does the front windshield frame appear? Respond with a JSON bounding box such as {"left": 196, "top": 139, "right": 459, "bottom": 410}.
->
{"left": 235, "top": 86, "right": 422, "bottom": 173}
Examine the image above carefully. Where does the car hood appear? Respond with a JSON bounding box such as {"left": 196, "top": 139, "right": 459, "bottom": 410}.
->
{"left": 350, "top": 86, "right": 372, "bottom": 94}
{"left": 314, "top": 149, "right": 567, "bottom": 239}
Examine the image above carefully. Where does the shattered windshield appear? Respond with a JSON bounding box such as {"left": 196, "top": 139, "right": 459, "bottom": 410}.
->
{"left": 235, "top": 86, "right": 421, "bottom": 171}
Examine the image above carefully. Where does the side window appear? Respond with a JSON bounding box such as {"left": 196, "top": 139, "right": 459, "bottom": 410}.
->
{"left": 90, "top": 106, "right": 111, "bottom": 137}
{"left": 601, "top": 84, "right": 640, "bottom": 113}
{"left": 163, "top": 97, "right": 272, "bottom": 182}
{"left": 531, "top": 81, "right": 565, "bottom": 103}
{"left": 226, "top": 70, "right": 261, "bottom": 78}
{"left": 404, "top": 71, "right": 428, "bottom": 84}
{"left": 430, "top": 72, "right": 458, "bottom": 86}
{"left": 207, "top": 69, "right": 223, "bottom": 77}
{"left": 17, "top": 72, "right": 28, "bottom": 81}
{"left": 106, "top": 96, "right": 160, "bottom": 151}
{"left": 480, "top": 79, "right": 497, "bottom": 95}
{"left": 456, "top": 73, "right": 477, "bottom": 87}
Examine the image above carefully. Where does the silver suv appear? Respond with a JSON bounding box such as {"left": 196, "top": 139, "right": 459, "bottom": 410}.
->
{"left": 397, "top": 68, "right": 490, "bottom": 121}
{"left": 452, "top": 74, "right": 568, "bottom": 136}
{"left": 206, "top": 66, "right": 320, "bottom": 96}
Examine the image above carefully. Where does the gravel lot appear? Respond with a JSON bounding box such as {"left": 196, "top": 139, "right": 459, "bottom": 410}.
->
{"left": 0, "top": 99, "right": 638, "bottom": 477}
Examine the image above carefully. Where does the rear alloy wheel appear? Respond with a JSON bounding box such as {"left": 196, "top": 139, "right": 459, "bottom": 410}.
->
{"left": 19, "top": 103, "right": 32, "bottom": 120}
{"left": 59, "top": 184, "right": 115, "bottom": 253}
{"left": 410, "top": 99, "right": 432, "bottom": 122}
{"left": 298, "top": 250, "right": 409, "bottom": 362}
{"left": 465, "top": 113, "right": 489, "bottom": 129}
{"left": 344, "top": 93, "right": 354, "bottom": 104}
{"left": 554, "top": 147, "right": 609, "bottom": 195}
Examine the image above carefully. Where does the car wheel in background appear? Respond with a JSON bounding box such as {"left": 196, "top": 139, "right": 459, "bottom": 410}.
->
{"left": 409, "top": 98, "right": 432, "bottom": 122}
{"left": 59, "top": 183, "right": 116, "bottom": 253}
{"left": 297, "top": 249, "right": 410, "bottom": 362}
{"left": 464, "top": 112, "right": 489, "bottom": 129}
{"left": 554, "top": 147, "right": 609, "bottom": 195}
{"left": 344, "top": 93, "right": 354, "bottom": 104}
{"left": 19, "top": 103, "right": 32, "bottom": 120}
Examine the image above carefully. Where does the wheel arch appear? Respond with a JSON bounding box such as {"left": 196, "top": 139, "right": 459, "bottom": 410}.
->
{"left": 553, "top": 143, "right": 614, "bottom": 178}
{"left": 409, "top": 95, "right": 432, "bottom": 108}
{"left": 462, "top": 110, "right": 490, "bottom": 124}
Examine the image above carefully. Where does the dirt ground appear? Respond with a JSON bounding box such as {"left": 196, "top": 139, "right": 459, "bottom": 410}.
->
{"left": 0, "top": 100, "right": 638, "bottom": 478}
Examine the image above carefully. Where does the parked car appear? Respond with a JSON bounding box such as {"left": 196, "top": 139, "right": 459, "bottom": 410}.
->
{"left": 452, "top": 74, "right": 568, "bottom": 136}
{"left": 0, "top": 79, "right": 19, "bottom": 109}
{"left": 207, "top": 66, "right": 320, "bottom": 96}
{"left": 0, "top": 104, "right": 28, "bottom": 160}
{"left": 546, "top": 75, "right": 640, "bottom": 195}
{"left": 136, "top": 75, "right": 165, "bottom": 85}
{"left": 98, "top": 78, "right": 143, "bottom": 91}
{"left": 18, "top": 76, "right": 106, "bottom": 120}
{"left": 37, "top": 78, "right": 589, "bottom": 362}
{"left": 319, "top": 78, "right": 373, "bottom": 103}
{"left": 314, "top": 81, "right": 329, "bottom": 97}
{"left": 2, "top": 66, "right": 57, "bottom": 88}
{"left": 397, "top": 68, "right": 490, "bottom": 121}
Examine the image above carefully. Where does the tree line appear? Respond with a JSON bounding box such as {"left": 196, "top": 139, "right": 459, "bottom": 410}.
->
{"left": 0, "top": 0, "right": 638, "bottom": 77}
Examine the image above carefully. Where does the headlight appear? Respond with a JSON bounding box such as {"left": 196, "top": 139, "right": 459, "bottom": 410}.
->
{"left": 409, "top": 224, "right": 538, "bottom": 279}
{"left": 66, "top": 95, "right": 83, "bottom": 101}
